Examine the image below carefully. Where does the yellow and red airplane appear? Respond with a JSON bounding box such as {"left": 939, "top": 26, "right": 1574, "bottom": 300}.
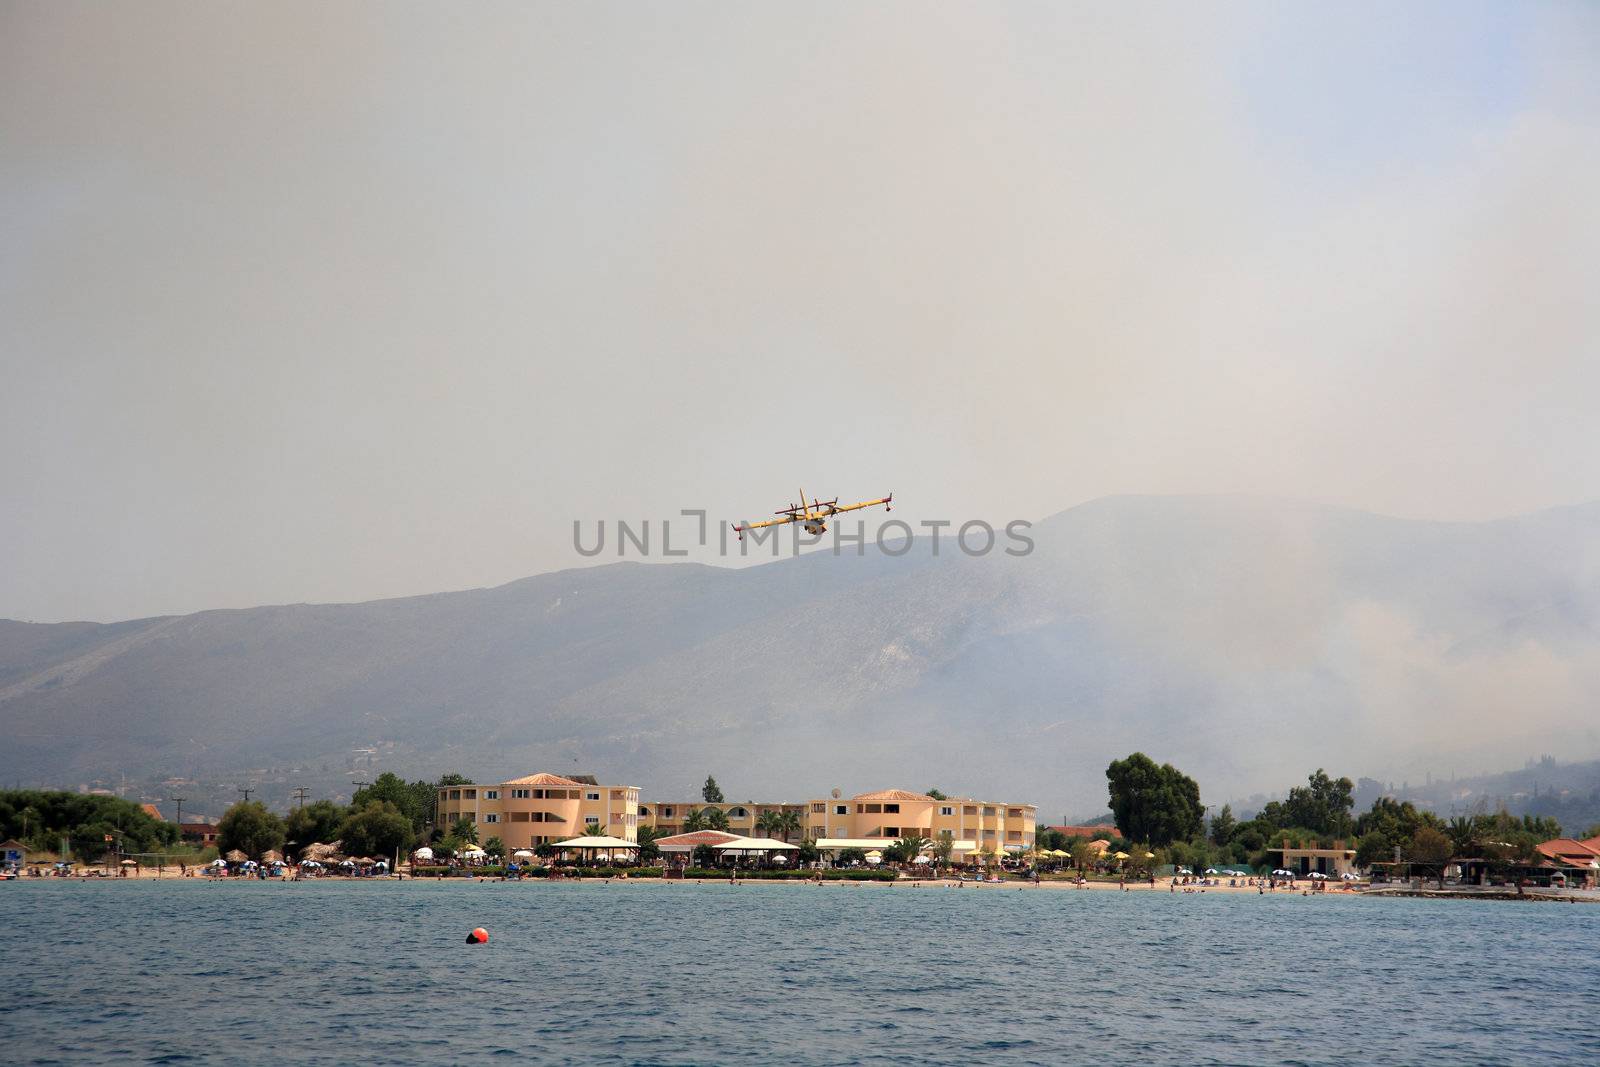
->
{"left": 732, "top": 489, "right": 893, "bottom": 540}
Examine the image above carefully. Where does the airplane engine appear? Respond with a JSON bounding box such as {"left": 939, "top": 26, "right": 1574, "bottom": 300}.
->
{"left": 804, "top": 521, "right": 826, "bottom": 535}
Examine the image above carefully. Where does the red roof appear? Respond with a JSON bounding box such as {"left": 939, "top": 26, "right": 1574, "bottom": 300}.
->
{"left": 1047, "top": 824, "right": 1124, "bottom": 839}
{"left": 852, "top": 789, "right": 934, "bottom": 803}
{"left": 502, "top": 772, "right": 585, "bottom": 787}
{"left": 652, "top": 830, "right": 742, "bottom": 849}
{"left": 140, "top": 803, "right": 163, "bottom": 820}
{"left": 1536, "top": 839, "right": 1600, "bottom": 864}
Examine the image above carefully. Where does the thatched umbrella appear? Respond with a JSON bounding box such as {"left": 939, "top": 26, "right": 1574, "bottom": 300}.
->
{"left": 224, "top": 849, "right": 248, "bottom": 863}
{"left": 300, "top": 841, "right": 343, "bottom": 863}
{"left": 261, "top": 849, "right": 283, "bottom": 864}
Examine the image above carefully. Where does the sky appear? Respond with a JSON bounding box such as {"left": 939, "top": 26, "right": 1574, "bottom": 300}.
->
{"left": 2, "top": 2, "right": 1598, "bottom": 624}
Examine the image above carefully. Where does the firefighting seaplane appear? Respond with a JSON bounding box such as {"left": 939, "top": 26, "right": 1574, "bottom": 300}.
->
{"left": 732, "top": 489, "right": 893, "bottom": 540}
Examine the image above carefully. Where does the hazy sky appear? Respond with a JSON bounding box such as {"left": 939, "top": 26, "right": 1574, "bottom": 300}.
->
{"left": 3, "top": 2, "right": 1598, "bottom": 623}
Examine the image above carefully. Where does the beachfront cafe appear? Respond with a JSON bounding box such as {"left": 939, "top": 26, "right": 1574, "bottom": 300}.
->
{"left": 652, "top": 830, "right": 798, "bottom": 870}
{"left": 549, "top": 835, "right": 639, "bottom": 865}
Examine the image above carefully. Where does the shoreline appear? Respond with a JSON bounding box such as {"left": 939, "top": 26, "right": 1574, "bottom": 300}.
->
{"left": 14, "top": 870, "right": 1599, "bottom": 902}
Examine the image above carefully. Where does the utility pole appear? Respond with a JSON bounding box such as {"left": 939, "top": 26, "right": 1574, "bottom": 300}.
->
{"left": 292, "top": 787, "right": 309, "bottom": 810}
{"left": 169, "top": 796, "right": 186, "bottom": 836}
{"left": 352, "top": 780, "right": 371, "bottom": 795}
{"left": 238, "top": 786, "right": 255, "bottom": 803}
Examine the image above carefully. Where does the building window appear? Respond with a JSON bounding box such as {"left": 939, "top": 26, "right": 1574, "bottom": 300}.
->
{"left": 585, "top": 816, "right": 600, "bottom": 827}
{"left": 485, "top": 813, "right": 499, "bottom": 824}
{"left": 835, "top": 805, "right": 847, "bottom": 815}
{"left": 812, "top": 803, "right": 825, "bottom": 813}
{"left": 511, "top": 789, "right": 530, "bottom": 799}
{"left": 983, "top": 807, "right": 996, "bottom": 817}
{"left": 464, "top": 789, "right": 477, "bottom": 799}
{"left": 884, "top": 826, "right": 899, "bottom": 837}
{"left": 484, "top": 790, "right": 498, "bottom": 800}
{"left": 586, "top": 791, "right": 601, "bottom": 801}
{"left": 884, "top": 803, "right": 900, "bottom": 814}
{"left": 940, "top": 806, "right": 954, "bottom": 816}
{"left": 663, "top": 806, "right": 674, "bottom": 817}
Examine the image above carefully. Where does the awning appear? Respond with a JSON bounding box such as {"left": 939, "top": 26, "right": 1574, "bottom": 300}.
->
{"left": 712, "top": 836, "right": 799, "bottom": 851}
{"left": 549, "top": 835, "right": 638, "bottom": 850}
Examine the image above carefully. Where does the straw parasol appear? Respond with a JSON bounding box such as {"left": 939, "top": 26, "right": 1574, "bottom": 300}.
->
{"left": 300, "top": 841, "right": 343, "bottom": 862}
{"left": 224, "top": 849, "right": 248, "bottom": 863}
{"left": 261, "top": 849, "right": 284, "bottom": 864}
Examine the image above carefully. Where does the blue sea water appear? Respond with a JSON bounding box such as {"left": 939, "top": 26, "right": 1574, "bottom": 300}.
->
{"left": 1, "top": 879, "right": 1595, "bottom": 1065}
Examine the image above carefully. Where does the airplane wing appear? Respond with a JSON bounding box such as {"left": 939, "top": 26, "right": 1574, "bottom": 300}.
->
{"left": 826, "top": 493, "right": 892, "bottom": 516}
{"left": 733, "top": 514, "right": 799, "bottom": 535}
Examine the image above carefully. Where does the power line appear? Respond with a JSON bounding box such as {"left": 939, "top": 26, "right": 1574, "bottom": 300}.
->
{"left": 291, "top": 787, "right": 309, "bottom": 810}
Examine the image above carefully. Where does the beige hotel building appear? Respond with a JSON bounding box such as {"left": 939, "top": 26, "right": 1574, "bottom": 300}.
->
{"left": 435, "top": 772, "right": 641, "bottom": 850}
{"left": 642, "top": 788, "right": 1036, "bottom": 857}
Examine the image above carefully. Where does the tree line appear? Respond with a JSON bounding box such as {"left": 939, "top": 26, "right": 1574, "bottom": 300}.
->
{"left": 1085, "top": 752, "right": 1569, "bottom": 877}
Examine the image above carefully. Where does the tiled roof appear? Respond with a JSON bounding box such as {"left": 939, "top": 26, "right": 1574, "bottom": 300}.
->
{"left": 502, "top": 772, "right": 586, "bottom": 787}
{"left": 852, "top": 788, "right": 934, "bottom": 802}
{"left": 652, "top": 830, "right": 742, "bottom": 849}
{"left": 1047, "top": 824, "right": 1123, "bottom": 839}
{"left": 1536, "top": 839, "right": 1600, "bottom": 862}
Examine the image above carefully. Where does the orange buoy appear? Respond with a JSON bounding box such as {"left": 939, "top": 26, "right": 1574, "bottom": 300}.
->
{"left": 466, "top": 927, "right": 489, "bottom": 944}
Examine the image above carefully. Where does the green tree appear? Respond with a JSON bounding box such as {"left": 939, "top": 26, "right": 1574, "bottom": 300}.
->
{"left": 1282, "top": 769, "right": 1356, "bottom": 837}
{"left": 1105, "top": 753, "right": 1203, "bottom": 847}
{"left": 684, "top": 806, "right": 728, "bottom": 832}
{"left": 436, "top": 772, "right": 472, "bottom": 786}
{"left": 1407, "top": 826, "right": 1454, "bottom": 886}
{"left": 284, "top": 800, "right": 347, "bottom": 852}
{"left": 884, "top": 835, "right": 929, "bottom": 864}
{"left": 482, "top": 836, "right": 504, "bottom": 859}
{"left": 217, "top": 801, "right": 285, "bottom": 860}
{"left": 581, "top": 823, "right": 609, "bottom": 836}
{"left": 796, "top": 837, "right": 821, "bottom": 864}
{"left": 1209, "top": 804, "right": 1237, "bottom": 847}
{"left": 0, "top": 789, "right": 178, "bottom": 863}
{"left": 836, "top": 847, "right": 867, "bottom": 866}
{"left": 773, "top": 810, "right": 801, "bottom": 842}
{"left": 635, "top": 825, "right": 668, "bottom": 864}
{"left": 692, "top": 843, "right": 718, "bottom": 867}
{"left": 450, "top": 816, "right": 478, "bottom": 844}
{"left": 351, "top": 772, "right": 441, "bottom": 833}
{"left": 931, "top": 830, "right": 956, "bottom": 870}
{"left": 340, "top": 801, "right": 412, "bottom": 859}
{"left": 702, "top": 777, "right": 725, "bottom": 803}
{"left": 926, "top": 788, "right": 948, "bottom": 801}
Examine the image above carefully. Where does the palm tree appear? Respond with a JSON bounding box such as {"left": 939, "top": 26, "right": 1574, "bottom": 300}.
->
{"left": 775, "top": 810, "right": 802, "bottom": 843}
{"left": 450, "top": 817, "right": 478, "bottom": 845}
{"left": 683, "top": 808, "right": 707, "bottom": 833}
{"left": 755, "top": 810, "right": 780, "bottom": 838}
{"left": 582, "top": 824, "right": 609, "bottom": 837}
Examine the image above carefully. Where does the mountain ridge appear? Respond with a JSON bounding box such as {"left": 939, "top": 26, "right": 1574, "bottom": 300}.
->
{"left": 3, "top": 494, "right": 1598, "bottom": 816}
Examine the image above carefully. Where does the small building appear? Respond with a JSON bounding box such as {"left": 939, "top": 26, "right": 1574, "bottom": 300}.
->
{"left": 1270, "top": 839, "right": 1357, "bottom": 878}
{"left": 1535, "top": 838, "right": 1600, "bottom": 888}
{"left": 1, "top": 839, "right": 27, "bottom": 867}
{"left": 180, "top": 822, "right": 221, "bottom": 846}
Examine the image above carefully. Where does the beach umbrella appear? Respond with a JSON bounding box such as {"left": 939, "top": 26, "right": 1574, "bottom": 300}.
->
{"left": 1205, "top": 868, "right": 1218, "bottom": 875}
{"left": 1113, "top": 851, "right": 1130, "bottom": 860}
{"left": 513, "top": 850, "right": 534, "bottom": 859}
{"left": 864, "top": 851, "right": 882, "bottom": 865}
{"left": 210, "top": 858, "right": 227, "bottom": 867}
{"left": 412, "top": 846, "right": 435, "bottom": 860}
{"left": 119, "top": 858, "right": 138, "bottom": 866}
{"left": 911, "top": 855, "right": 932, "bottom": 865}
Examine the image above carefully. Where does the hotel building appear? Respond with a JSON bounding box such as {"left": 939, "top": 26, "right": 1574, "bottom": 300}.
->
{"left": 642, "top": 788, "right": 1036, "bottom": 856}
{"left": 436, "top": 772, "right": 640, "bottom": 850}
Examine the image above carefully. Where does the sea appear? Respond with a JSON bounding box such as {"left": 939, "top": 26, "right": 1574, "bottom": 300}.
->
{"left": 1, "top": 879, "right": 1595, "bottom": 1065}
